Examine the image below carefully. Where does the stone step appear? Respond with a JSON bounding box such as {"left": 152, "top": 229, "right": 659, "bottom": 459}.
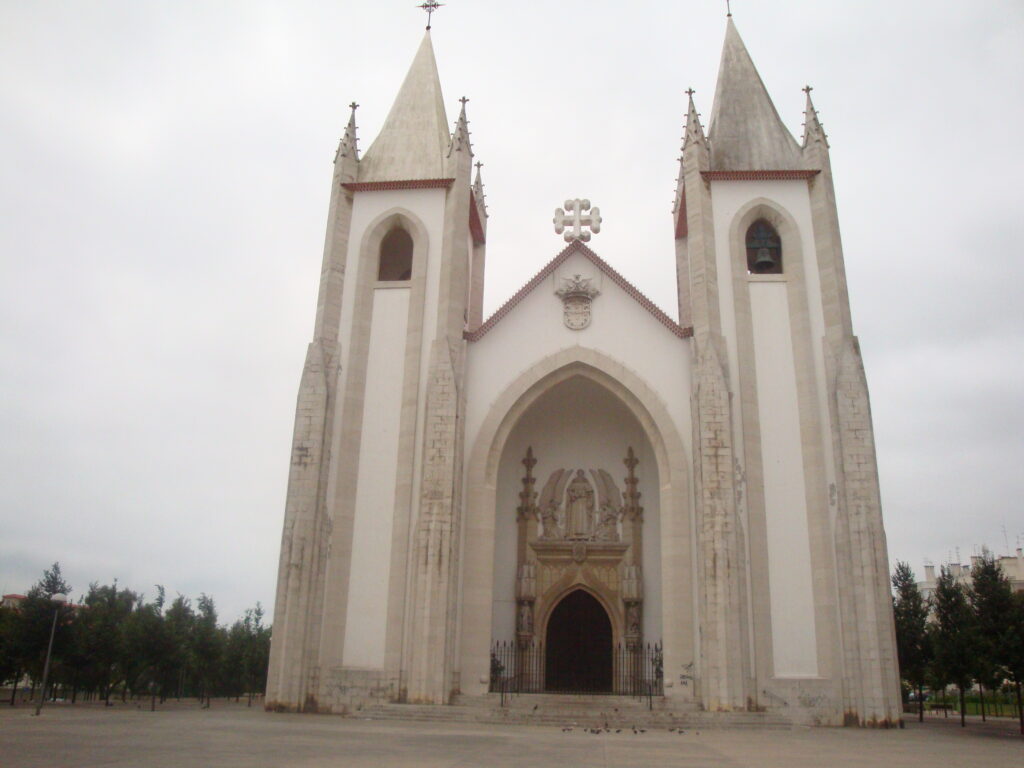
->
{"left": 351, "top": 702, "right": 791, "bottom": 730}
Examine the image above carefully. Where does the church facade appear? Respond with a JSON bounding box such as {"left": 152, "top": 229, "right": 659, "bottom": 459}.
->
{"left": 266, "top": 18, "right": 901, "bottom": 726}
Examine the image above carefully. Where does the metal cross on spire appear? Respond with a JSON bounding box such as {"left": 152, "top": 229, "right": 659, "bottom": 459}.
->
{"left": 726, "top": 0, "right": 732, "bottom": 17}
{"left": 418, "top": 1, "right": 444, "bottom": 30}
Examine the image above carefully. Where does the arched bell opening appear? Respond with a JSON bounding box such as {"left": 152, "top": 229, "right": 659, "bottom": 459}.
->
{"left": 544, "top": 589, "right": 613, "bottom": 692}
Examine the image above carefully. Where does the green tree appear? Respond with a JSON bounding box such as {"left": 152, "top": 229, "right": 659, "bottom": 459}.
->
{"left": 1002, "top": 590, "right": 1024, "bottom": 734}
{"left": 930, "top": 565, "right": 976, "bottom": 727}
{"left": 190, "top": 594, "right": 223, "bottom": 707}
{"left": 73, "top": 582, "right": 136, "bottom": 703}
{"left": 969, "top": 550, "right": 1015, "bottom": 722}
{"left": 14, "top": 564, "right": 74, "bottom": 702}
{"left": 892, "top": 561, "right": 931, "bottom": 721}
{"left": 163, "top": 595, "right": 194, "bottom": 699}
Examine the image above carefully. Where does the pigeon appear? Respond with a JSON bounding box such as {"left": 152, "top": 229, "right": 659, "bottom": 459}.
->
{"left": 615, "top": 729, "right": 621, "bottom": 734}
{"left": 639, "top": 729, "right": 646, "bottom": 734}
{"left": 532, "top": 704, "right": 539, "bottom": 711}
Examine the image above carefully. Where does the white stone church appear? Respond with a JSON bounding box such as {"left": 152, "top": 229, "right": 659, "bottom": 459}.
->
{"left": 266, "top": 17, "right": 901, "bottom": 726}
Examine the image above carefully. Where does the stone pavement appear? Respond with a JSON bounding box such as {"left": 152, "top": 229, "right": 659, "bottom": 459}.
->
{"left": 0, "top": 701, "right": 1021, "bottom": 767}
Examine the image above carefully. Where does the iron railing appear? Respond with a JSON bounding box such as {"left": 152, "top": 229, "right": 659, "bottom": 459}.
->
{"left": 489, "top": 640, "right": 663, "bottom": 698}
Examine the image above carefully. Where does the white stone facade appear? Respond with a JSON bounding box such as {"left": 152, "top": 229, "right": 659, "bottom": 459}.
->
{"left": 265, "top": 20, "right": 901, "bottom": 726}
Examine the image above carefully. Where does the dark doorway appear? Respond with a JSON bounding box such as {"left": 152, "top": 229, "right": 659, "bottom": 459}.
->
{"left": 544, "top": 589, "right": 613, "bottom": 692}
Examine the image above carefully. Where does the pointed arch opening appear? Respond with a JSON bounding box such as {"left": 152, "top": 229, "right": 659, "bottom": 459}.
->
{"left": 746, "top": 218, "right": 782, "bottom": 274}
{"left": 545, "top": 589, "right": 613, "bottom": 692}
{"left": 378, "top": 227, "right": 414, "bottom": 281}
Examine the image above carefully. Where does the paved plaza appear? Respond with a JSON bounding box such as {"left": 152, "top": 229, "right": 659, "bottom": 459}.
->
{"left": 1, "top": 701, "right": 1021, "bottom": 767}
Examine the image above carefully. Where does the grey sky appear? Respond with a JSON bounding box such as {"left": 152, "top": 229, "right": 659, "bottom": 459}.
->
{"left": 1, "top": 0, "right": 1022, "bottom": 622}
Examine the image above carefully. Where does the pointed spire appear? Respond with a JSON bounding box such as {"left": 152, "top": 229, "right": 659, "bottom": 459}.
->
{"left": 473, "top": 160, "right": 487, "bottom": 216}
{"left": 708, "top": 18, "right": 802, "bottom": 171}
{"left": 334, "top": 102, "right": 360, "bottom": 164}
{"left": 359, "top": 32, "right": 450, "bottom": 182}
{"left": 447, "top": 95, "right": 473, "bottom": 158}
{"left": 682, "top": 88, "right": 707, "bottom": 152}
{"left": 801, "top": 85, "right": 829, "bottom": 150}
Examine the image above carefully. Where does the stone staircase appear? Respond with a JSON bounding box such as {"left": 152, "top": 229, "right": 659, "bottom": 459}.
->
{"left": 350, "top": 693, "right": 791, "bottom": 730}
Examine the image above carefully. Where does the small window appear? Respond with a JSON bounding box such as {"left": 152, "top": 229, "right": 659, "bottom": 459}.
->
{"left": 378, "top": 227, "right": 413, "bottom": 281}
{"left": 746, "top": 219, "right": 782, "bottom": 274}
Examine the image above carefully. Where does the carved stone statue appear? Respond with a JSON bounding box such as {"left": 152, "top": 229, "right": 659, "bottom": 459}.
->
{"left": 589, "top": 468, "right": 623, "bottom": 542}
{"left": 565, "top": 469, "right": 595, "bottom": 538}
{"left": 626, "top": 603, "right": 641, "bottom": 637}
{"left": 517, "top": 602, "right": 533, "bottom": 634}
{"left": 539, "top": 503, "right": 559, "bottom": 539}
{"left": 536, "top": 468, "right": 570, "bottom": 539}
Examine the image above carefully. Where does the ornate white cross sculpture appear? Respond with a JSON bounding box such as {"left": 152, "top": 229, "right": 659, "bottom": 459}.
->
{"left": 553, "top": 199, "right": 602, "bottom": 242}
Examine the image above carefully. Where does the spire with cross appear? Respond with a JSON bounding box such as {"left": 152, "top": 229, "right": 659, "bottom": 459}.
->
{"left": 418, "top": 1, "right": 444, "bottom": 30}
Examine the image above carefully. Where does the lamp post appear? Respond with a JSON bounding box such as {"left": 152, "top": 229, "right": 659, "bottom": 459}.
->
{"left": 33, "top": 593, "right": 67, "bottom": 716}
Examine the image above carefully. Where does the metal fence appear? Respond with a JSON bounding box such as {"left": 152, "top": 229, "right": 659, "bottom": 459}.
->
{"left": 489, "top": 640, "right": 663, "bottom": 697}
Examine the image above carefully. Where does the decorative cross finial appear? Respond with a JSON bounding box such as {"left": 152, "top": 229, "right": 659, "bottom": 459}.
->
{"left": 802, "top": 85, "right": 813, "bottom": 95}
{"left": 349, "top": 102, "right": 359, "bottom": 111}
{"left": 474, "top": 161, "right": 483, "bottom": 171}
{"left": 418, "top": 1, "right": 444, "bottom": 30}
{"left": 685, "top": 88, "right": 696, "bottom": 98}
{"left": 459, "top": 96, "right": 469, "bottom": 109}
{"left": 553, "top": 199, "right": 602, "bottom": 243}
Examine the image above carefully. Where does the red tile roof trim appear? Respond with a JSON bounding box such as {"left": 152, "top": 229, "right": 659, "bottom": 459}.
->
{"left": 464, "top": 240, "right": 693, "bottom": 342}
{"left": 342, "top": 178, "right": 455, "bottom": 191}
{"left": 701, "top": 170, "right": 820, "bottom": 181}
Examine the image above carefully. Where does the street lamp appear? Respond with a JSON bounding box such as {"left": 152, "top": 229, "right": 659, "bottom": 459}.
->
{"left": 33, "top": 593, "right": 67, "bottom": 716}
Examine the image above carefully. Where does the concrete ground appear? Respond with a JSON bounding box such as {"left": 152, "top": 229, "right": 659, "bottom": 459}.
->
{"left": 1, "top": 700, "right": 1021, "bottom": 767}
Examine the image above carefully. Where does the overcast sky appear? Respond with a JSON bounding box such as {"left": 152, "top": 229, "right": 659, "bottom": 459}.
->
{"left": 2, "top": 0, "right": 1022, "bottom": 623}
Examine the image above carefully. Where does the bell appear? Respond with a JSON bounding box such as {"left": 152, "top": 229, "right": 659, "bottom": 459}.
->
{"left": 753, "top": 247, "right": 776, "bottom": 272}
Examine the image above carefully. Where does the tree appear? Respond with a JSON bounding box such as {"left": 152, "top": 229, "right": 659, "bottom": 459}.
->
{"left": 969, "top": 550, "right": 1015, "bottom": 722}
{"left": 892, "top": 561, "right": 931, "bottom": 721}
{"left": 190, "top": 594, "right": 223, "bottom": 707}
{"left": 930, "top": 565, "right": 976, "bottom": 727}
{"left": 1003, "top": 590, "right": 1024, "bottom": 735}
{"left": 13, "top": 564, "right": 75, "bottom": 702}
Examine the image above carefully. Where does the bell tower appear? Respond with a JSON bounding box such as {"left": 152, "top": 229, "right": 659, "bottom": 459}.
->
{"left": 673, "top": 18, "right": 901, "bottom": 725}
{"left": 266, "top": 29, "right": 487, "bottom": 712}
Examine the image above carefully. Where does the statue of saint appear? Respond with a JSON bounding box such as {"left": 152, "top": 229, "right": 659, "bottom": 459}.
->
{"left": 539, "top": 503, "right": 560, "bottom": 539}
{"left": 517, "top": 603, "right": 533, "bottom": 634}
{"left": 565, "top": 469, "right": 595, "bottom": 538}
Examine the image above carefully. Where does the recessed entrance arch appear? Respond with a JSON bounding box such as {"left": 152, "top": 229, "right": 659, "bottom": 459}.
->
{"left": 459, "top": 349, "right": 695, "bottom": 700}
{"left": 545, "top": 589, "right": 612, "bottom": 692}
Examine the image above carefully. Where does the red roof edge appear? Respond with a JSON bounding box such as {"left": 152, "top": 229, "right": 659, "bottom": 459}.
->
{"left": 342, "top": 178, "right": 455, "bottom": 192}
{"left": 701, "top": 170, "right": 820, "bottom": 181}
{"left": 464, "top": 240, "right": 693, "bottom": 342}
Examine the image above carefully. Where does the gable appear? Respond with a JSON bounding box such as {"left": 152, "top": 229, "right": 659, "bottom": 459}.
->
{"left": 465, "top": 240, "right": 691, "bottom": 342}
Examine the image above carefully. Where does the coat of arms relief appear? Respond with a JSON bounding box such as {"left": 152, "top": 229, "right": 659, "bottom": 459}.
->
{"left": 555, "top": 274, "right": 600, "bottom": 330}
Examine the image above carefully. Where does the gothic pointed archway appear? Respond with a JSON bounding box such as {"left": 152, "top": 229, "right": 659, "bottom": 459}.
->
{"left": 544, "top": 589, "right": 612, "bottom": 692}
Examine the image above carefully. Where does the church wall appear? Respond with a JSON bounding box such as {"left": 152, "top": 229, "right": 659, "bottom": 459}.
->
{"left": 491, "top": 377, "right": 662, "bottom": 644}
{"left": 747, "top": 282, "right": 818, "bottom": 675}
{"left": 708, "top": 180, "right": 843, "bottom": 717}
{"left": 341, "top": 285, "right": 410, "bottom": 667}
{"left": 315, "top": 188, "right": 446, "bottom": 693}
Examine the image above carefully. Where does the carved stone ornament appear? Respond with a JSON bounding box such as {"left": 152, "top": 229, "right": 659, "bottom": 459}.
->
{"left": 572, "top": 542, "right": 588, "bottom": 564}
{"left": 555, "top": 274, "right": 600, "bottom": 331}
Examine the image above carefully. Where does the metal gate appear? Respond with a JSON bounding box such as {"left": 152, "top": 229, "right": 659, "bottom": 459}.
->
{"left": 489, "top": 640, "right": 663, "bottom": 697}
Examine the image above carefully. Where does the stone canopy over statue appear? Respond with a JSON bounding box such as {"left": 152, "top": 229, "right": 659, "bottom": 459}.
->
{"left": 534, "top": 466, "right": 627, "bottom": 542}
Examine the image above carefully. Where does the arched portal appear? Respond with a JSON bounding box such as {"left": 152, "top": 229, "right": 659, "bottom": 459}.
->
{"left": 545, "top": 589, "right": 613, "bottom": 692}
{"left": 489, "top": 374, "right": 661, "bottom": 694}
{"left": 459, "top": 350, "right": 694, "bottom": 702}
